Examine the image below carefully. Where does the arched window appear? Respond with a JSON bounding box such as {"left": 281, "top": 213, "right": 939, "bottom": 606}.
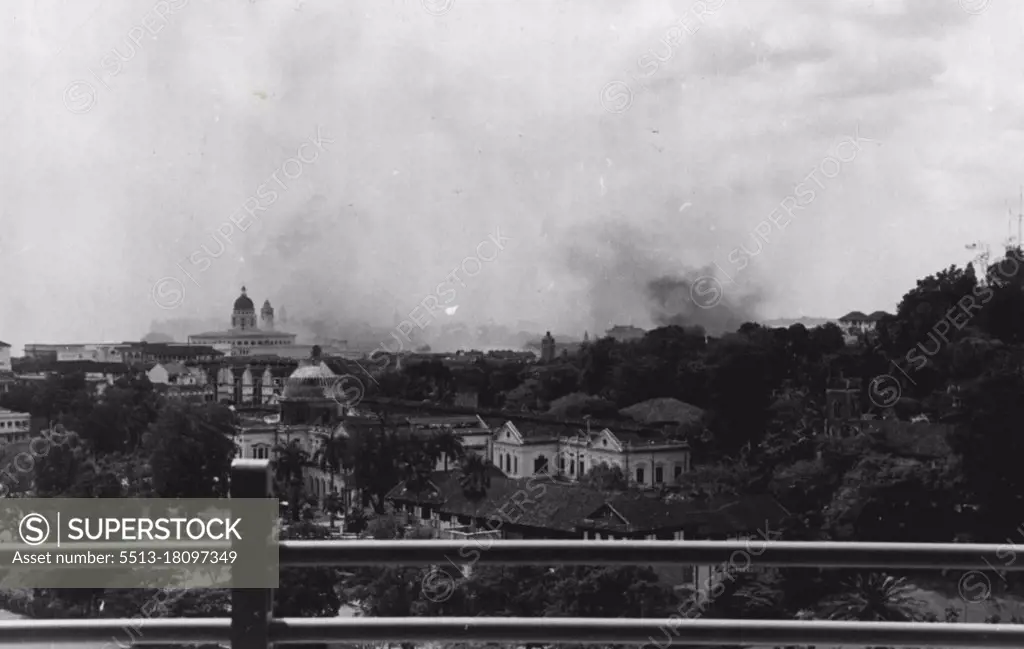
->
{"left": 534, "top": 455, "right": 549, "bottom": 474}
{"left": 513, "top": 456, "right": 518, "bottom": 474}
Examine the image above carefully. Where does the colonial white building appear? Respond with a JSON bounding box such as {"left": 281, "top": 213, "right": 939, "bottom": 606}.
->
{"left": 490, "top": 420, "right": 691, "bottom": 487}
{"left": 0, "top": 407, "right": 31, "bottom": 443}
{"left": 188, "top": 287, "right": 297, "bottom": 355}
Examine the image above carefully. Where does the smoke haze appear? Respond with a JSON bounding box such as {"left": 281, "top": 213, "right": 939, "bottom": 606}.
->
{"left": 2, "top": 0, "right": 1017, "bottom": 353}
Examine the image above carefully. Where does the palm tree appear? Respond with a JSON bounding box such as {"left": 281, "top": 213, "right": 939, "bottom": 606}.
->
{"left": 819, "top": 573, "right": 927, "bottom": 622}
{"left": 457, "top": 453, "right": 492, "bottom": 501}
{"left": 431, "top": 427, "right": 465, "bottom": 471}
{"left": 273, "top": 439, "right": 309, "bottom": 521}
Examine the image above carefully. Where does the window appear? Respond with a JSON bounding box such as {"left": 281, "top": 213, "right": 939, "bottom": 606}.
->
{"left": 513, "top": 456, "right": 518, "bottom": 474}
{"left": 569, "top": 460, "right": 575, "bottom": 476}
{"left": 505, "top": 455, "right": 511, "bottom": 473}
{"left": 253, "top": 446, "right": 270, "bottom": 460}
{"left": 636, "top": 467, "right": 645, "bottom": 484}
{"left": 655, "top": 466, "right": 664, "bottom": 484}
{"left": 558, "top": 456, "right": 565, "bottom": 472}
{"left": 832, "top": 400, "right": 842, "bottom": 419}
{"left": 674, "top": 465, "right": 683, "bottom": 479}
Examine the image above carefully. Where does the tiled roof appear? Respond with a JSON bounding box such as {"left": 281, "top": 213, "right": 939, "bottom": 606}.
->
{"left": 507, "top": 421, "right": 583, "bottom": 442}
{"left": 388, "top": 473, "right": 787, "bottom": 536}
{"left": 161, "top": 362, "right": 188, "bottom": 376}
{"left": 135, "top": 343, "right": 223, "bottom": 356}
{"left": 38, "top": 361, "right": 131, "bottom": 374}
{"left": 407, "top": 415, "right": 487, "bottom": 429}
{"left": 611, "top": 428, "right": 687, "bottom": 447}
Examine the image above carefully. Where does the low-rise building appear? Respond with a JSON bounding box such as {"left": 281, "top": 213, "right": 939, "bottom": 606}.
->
{"left": 0, "top": 407, "right": 31, "bottom": 443}
{"left": 837, "top": 310, "right": 890, "bottom": 344}
{"left": 387, "top": 471, "right": 788, "bottom": 590}
{"left": 406, "top": 415, "right": 492, "bottom": 467}
{"left": 491, "top": 420, "right": 691, "bottom": 488}
{"left": 0, "top": 341, "right": 11, "bottom": 372}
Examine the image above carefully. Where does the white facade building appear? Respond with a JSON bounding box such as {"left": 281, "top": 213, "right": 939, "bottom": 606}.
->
{"left": 490, "top": 421, "right": 691, "bottom": 487}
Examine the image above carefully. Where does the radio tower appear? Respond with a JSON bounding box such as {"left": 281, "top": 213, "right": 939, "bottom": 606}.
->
{"left": 1014, "top": 187, "right": 1023, "bottom": 254}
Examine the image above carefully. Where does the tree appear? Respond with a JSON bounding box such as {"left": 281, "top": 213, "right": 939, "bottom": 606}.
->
{"left": 340, "top": 415, "right": 445, "bottom": 513}
{"left": 704, "top": 339, "right": 779, "bottom": 456}
{"left": 457, "top": 453, "right": 492, "bottom": 500}
{"left": 580, "top": 462, "right": 629, "bottom": 491}
{"left": 822, "top": 454, "right": 959, "bottom": 543}
{"left": 948, "top": 364, "right": 1024, "bottom": 539}
{"left": 544, "top": 565, "right": 673, "bottom": 618}
{"left": 81, "top": 376, "right": 161, "bottom": 453}
{"left": 819, "top": 573, "right": 927, "bottom": 622}
{"left": 143, "top": 403, "right": 235, "bottom": 498}
{"left": 274, "top": 439, "right": 310, "bottom": 521}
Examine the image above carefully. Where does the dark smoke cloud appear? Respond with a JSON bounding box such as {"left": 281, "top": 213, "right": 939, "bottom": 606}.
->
{"left": 647, "top": 270, "right": 765, "bottom": 335}
{"left": 562, "top": 218, "right": 766, "bottom": 337}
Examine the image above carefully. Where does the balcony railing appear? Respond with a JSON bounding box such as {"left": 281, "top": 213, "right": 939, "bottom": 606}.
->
{"left": 1, "top": 458, "right": 1023, "bottom": 647}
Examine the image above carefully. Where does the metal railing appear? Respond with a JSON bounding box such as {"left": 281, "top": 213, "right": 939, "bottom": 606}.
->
{"left": 0, "top": 458, "right": 1022, "bottom": 647}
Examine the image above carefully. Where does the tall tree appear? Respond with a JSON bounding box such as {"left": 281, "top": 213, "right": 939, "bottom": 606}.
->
{"left": 143, "top": 403, "right": 235, "bottom": 498}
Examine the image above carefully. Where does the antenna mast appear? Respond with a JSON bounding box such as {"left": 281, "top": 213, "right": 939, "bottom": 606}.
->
{"left": 1018, "top": 185, "right": 1022, "bottom": 251}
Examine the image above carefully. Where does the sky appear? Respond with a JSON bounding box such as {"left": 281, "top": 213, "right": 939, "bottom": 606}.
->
{"left": 1, "top": 0, "right": 1022, "bottom": 353}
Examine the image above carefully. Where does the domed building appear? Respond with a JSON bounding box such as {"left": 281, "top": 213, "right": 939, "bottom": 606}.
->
{"left": 279, "top": 361, "right": 341, "bottom": 426}
{"left": 187, "top": 286, "right": 297, "bottom": 355}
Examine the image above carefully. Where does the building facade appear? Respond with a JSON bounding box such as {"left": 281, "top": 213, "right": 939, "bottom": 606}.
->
{"left": 491, "top": 421, "right": 691, "bottom": 488}
{"left": 188, "top": 287, "right": 297, "bottom": 355}
{"left": 0, "top": 407, "right": 31, "bottom": 443}
{"left": 0, "top": 341, "right": 10, "bottom": 372}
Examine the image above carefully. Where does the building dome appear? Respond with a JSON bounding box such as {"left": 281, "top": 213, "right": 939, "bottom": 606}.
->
{"left": 283, "top": 362, "right": 337, "bottom": 399}
{"left": 233, "top": 286, "right": 254, "bottom": 311}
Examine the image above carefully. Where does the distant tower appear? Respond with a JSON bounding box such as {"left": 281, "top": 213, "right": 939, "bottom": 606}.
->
{"left": 541, "top": 331, "right": 556, "bottom": 363}
{"left": 261, "top": 300, "right": 275, "bottom": 330}
{"left": 231, "top": 286, "right": 257, "bottom": 330}
{"left": 583, "top": 331, "right": 590, "bottom": 344}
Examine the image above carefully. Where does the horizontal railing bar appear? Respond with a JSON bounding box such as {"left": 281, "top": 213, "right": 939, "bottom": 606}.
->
{"left": 3, "top": 617, "right": 1018, "bottom": 648}
{"left": 1, "top": 615, "right": 1021, "bottom": 648}
{"left": 279, "top": 540, "right": 1024, "bottom": 570}
{"left": 0, "top": 618, "right": 230, "bottom": 645}
{"left": 267, "top": 618, "right": 1024, "bottom": 647}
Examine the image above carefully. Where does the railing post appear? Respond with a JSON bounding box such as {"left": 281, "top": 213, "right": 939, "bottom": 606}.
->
{"left": 231, "top": 459, "right": 274, "bottom": 648}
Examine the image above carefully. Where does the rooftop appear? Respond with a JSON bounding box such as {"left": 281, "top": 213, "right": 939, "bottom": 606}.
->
{"left": 388, "top": 472, "right": 785, "bottom": 535}
{"left": 189, "top": 329, "right": 296, "bottom": 338}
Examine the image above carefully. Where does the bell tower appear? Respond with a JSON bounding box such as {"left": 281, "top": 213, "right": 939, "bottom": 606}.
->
{"left": 261, "top": 300, "right": 275, "bottom": 330}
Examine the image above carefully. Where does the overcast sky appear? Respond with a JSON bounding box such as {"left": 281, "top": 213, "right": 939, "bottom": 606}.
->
{"left": 1, "top": 0, "right": 1020, "bottom": 352}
